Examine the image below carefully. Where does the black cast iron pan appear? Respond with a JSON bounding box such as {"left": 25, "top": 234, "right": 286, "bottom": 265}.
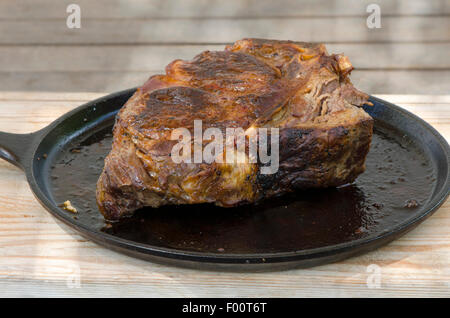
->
{"left": 0, "top": 88, "right": 449, "bottom": 272}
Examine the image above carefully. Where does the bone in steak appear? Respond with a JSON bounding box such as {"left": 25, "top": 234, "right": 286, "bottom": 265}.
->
{"left": 96, "top": 38, "right": 373, "bottom": 220}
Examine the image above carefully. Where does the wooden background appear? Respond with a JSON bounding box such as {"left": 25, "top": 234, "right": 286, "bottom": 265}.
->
{"left": 0, "top": 0, "right": 449, "bottom": 297}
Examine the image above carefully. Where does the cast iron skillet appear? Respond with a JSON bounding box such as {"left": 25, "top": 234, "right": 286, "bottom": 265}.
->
{"left": 0, "top": 88, "right": 449, "bottom": 272}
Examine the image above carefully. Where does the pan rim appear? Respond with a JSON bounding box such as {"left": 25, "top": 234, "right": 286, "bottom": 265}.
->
{"left": 23, "top": 91, "right": 450, "bottom": 266}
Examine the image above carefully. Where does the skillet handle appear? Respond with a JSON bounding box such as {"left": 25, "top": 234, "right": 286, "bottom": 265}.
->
{"left": 0, "top": 131, "right": 36, "bottom": 170}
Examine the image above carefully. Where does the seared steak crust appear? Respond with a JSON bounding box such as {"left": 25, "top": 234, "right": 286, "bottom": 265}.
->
{"left": 97, "top": 38, "right": 373, "bottom": 220}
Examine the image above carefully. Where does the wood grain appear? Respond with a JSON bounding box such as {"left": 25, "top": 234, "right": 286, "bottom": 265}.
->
{"left": 1, "top": 16, "right": 448, "bottom": 45}
{"left": 1, "top": 43, "right": 449, "bottom": 71}
{"left": 0, "top": 93, "right": 448, "bottom": 297}
{"left": 1, "top": 2, "right": 448, "bottom": 95}
{"left": 1, "top": 69, "right": 449, "bottom": 95}
{"left": 2, "top": 0, "right": 448, "bottom": 19}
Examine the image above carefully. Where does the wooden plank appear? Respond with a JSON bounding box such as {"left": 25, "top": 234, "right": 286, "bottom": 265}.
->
{"left": 350, "top": 70, "right": 450, "bottom": 95}
{"left": 0, "top": 91, "right": 105, "bottom": 102}
{"left": 1, "top": 43, "right": 449, "bottom": 72}
{"left": 0, "top": 70, "right": 448, "bottom": 95}
{"left": 0, "top": 17, "right": 448, "bottom": 45}
{"left": 1, "top": 0, "right": 448, "bottom": 19}
{"left": 0, "top": 71, "right": 148, "bottom": 93}
{"left": 0, "top": 101, "right": 81, "bottom": 133}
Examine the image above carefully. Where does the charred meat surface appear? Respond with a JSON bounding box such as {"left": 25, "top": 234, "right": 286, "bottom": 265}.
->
{"left": 97, "top": 38, "right": 373, "bottom": 220}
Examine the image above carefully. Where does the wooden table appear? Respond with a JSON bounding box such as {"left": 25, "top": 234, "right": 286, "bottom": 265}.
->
{"left": 0, "top": 0, "right": 449, "bottom": 297}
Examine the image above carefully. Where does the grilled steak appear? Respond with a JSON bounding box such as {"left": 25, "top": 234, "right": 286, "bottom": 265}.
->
{"left": 97, "top": 38, "right": 373, "bottom": 220}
